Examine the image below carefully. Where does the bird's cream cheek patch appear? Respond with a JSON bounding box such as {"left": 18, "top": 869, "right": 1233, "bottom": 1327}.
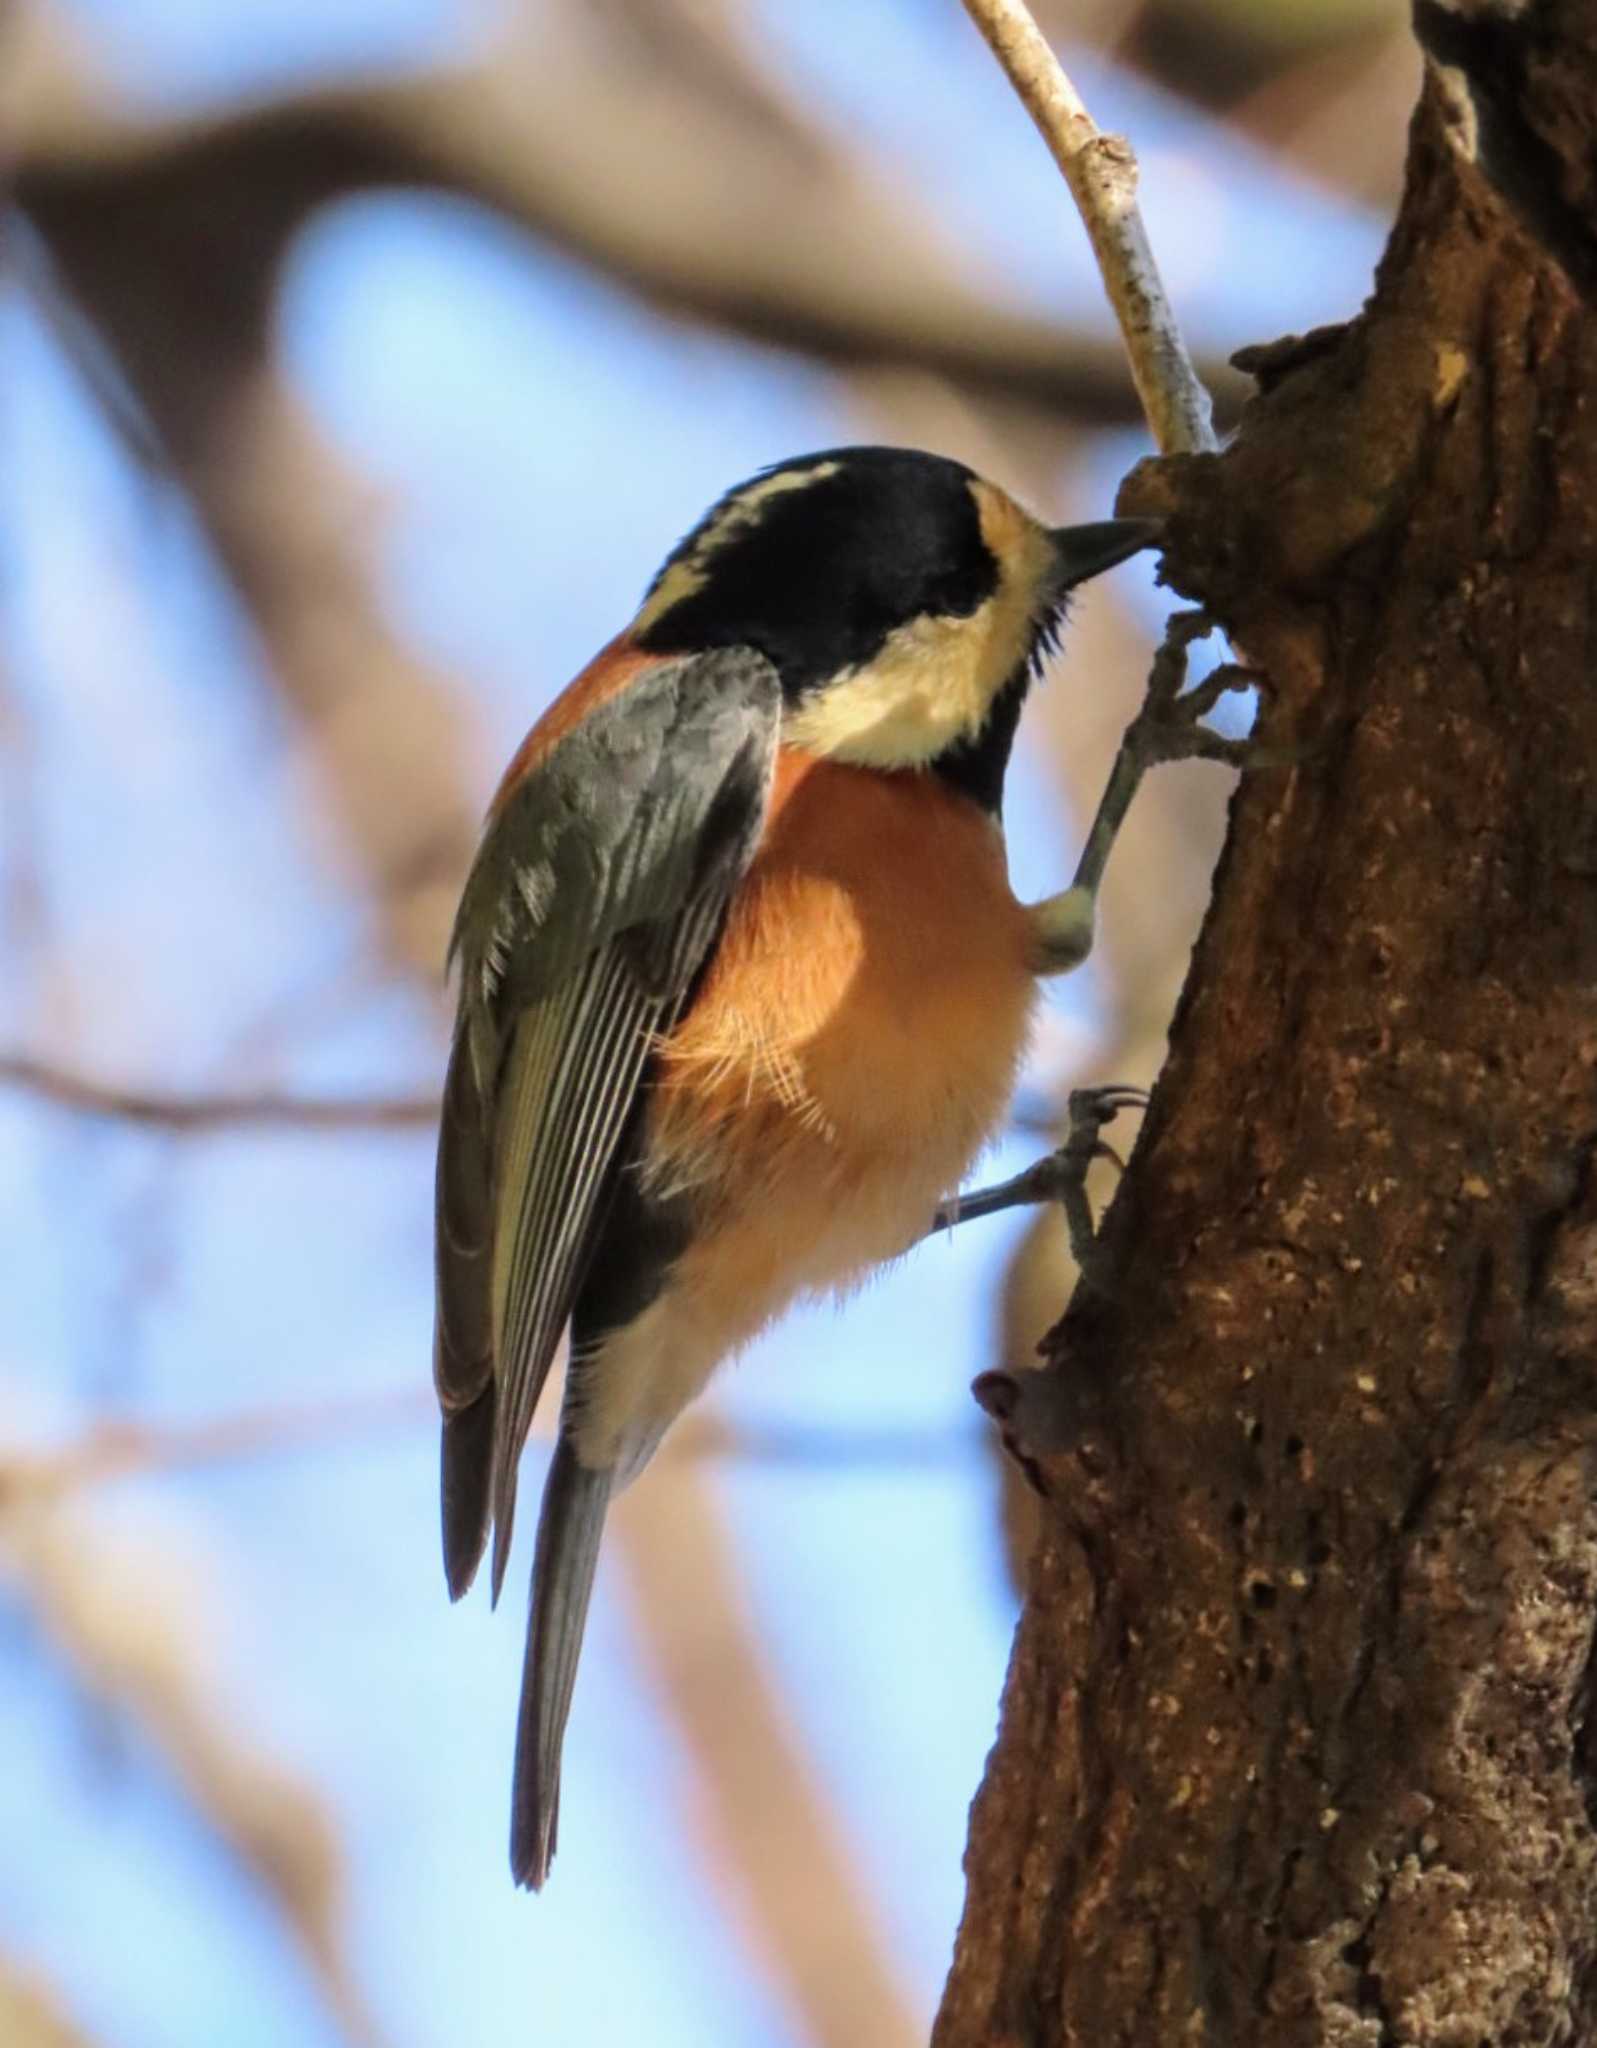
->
{"left": 783, "top": 482, "right": 1058, "bottom": 769}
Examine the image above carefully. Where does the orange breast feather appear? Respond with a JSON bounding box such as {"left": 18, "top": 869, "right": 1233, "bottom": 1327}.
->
{"left": 645, "top": 746, "right": 1036, "bottom": 1307}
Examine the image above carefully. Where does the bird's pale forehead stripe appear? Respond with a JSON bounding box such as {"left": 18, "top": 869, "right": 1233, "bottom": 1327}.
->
{"left": 703, "top": 462, "right": 844, "bottom": 555}
{"left": 633, "top": 461, "right": 843, "bottom": 635}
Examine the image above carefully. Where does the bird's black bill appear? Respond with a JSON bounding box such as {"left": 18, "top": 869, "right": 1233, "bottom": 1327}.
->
{"left": 1049, "top": 518, "right": 1163, "bottom": 590}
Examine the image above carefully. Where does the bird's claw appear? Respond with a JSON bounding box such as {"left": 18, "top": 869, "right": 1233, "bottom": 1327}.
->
{"left": 1063, "top": 1081, "right": 1148, "bottom": 1144}
{"left": 927, "top": 1085, "right": 1148, "bottom": 1246}
{"left": 1051, "top": 1085, "right": 1147, "bottom": 1285}
{"left": 1128, "top": 610, "right": 1262, "bottom": 773}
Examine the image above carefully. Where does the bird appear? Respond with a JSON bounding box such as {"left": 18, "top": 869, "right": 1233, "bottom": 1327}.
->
{"left": 433, "top": 444, "right": 1158, "bottom": 1888}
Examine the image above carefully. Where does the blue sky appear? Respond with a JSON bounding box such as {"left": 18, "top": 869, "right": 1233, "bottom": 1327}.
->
{"left": 3, "top": 6, "right": 1387, "bottom": 2045}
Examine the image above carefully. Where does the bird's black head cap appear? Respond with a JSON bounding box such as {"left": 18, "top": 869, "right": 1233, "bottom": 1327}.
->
{"left": 634, "top": 447, "right": 996, "bottom": 695}
{"left": 634, "top": 445, "right": 1154, "bottom": 812}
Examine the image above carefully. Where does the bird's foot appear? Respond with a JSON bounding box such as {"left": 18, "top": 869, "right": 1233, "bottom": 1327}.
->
{"left": 932, "top": 1083, "right": 1147, "bottom": 1291}
{"left": 1033, "top": 613, "right": 1275, "bottom": 980}
{"left": 1050, "top": 1084, "right": 1148, "bottom": 1283}
{"left": 1128, "top": 608, "right": 1260, "bottom": 773}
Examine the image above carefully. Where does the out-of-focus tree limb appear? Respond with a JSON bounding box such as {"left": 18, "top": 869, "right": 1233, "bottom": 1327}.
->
{"left": 9, "top": 10, "right": 1248, "bottom": 427}
{"left": 0, "top": 1390, "right": 435, "bottom": 1497}
{"left": 0, "top": 1496, "right": 394, "bottom": 2048}
{"left": 1235, "top": 27, "right": 1418, "bottom": 209}
{"left": 1, "top": 43, "right": 387, "bottom": 2025}
{"left": 0, "top": 1394, "right": 979, "bottom": 1497}
{"left": 611, "top": 1477, "right": 923, "bottom": 2048}
{"left": 1103, "top": 0, "right": 1402, "bottom": 110}
{"left": 0, "top": 1046, "right": 1051, "bottom": 1147}
{"left": 0, "top": 1961, "right": 103, "bottom": 2048}
{"left": 40, "top": 331, "right": 479, "bottom": 974}
{"left": 598, "top": 0, "right": 828, "bottom": 155}
{"left": 0, "top": 673, "right": 49, "bottom": 986}
{"left": 1032, "top": 0, "right": 1415, "bottom": 210}
{"left": 0, "top": 1052, "right": 442, "bottom": 1131}
{"left": 18, "top": 21, "right": 477, "bottom": 974}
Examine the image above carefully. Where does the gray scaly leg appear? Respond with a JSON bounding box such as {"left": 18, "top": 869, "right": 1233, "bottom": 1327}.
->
{"left": 930, "top": 1085, "right": 1148, "bottom": 1290}
{"left": 1028, "top": 609, "right": 1260, "bottom": 976}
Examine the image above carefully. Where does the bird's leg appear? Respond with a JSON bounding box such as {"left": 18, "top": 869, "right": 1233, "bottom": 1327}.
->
{"left": 930, "top": 1085, "right": 1148, "bottom": 1282}
{"left": 1027, "top": 609, "right": 1262, "bottom": 975}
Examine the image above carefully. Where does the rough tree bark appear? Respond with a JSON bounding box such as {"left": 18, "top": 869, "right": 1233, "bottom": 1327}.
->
{"left": 937, "top": 11, "right": 1597, "bottom": 2044}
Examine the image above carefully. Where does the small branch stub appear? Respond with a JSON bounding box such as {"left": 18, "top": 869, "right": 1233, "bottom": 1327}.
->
{"left": 959, "top": 0, "right": 1216, "bottom": 455}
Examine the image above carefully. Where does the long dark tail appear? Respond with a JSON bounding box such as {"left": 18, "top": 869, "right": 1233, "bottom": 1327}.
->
{"left": 440, "top": 1382, "right": 496, "bottom": 1601}
{"left": 510, "top": 1432, "right": 613, "bottom": 1888}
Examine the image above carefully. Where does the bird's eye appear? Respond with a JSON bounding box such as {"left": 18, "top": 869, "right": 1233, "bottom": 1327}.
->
{"left": 926, "top": 558, "right": 994, "bottom": 620}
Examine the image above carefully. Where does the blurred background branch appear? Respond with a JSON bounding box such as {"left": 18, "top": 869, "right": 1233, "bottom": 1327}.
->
{"left": 0, "top": 1394, "right": 983, "bottom": 1500}
{"left": 0, "top": 1489, "right": 395, "bottom": 2048}
{"left": 11, "top": 6, "right": 1250, "bottom": 428}
{"left": 0, "top": 1052, "right": 441, "bottom": 1130}
{"left": 0, "top": 1959, "right": 104, "bottom": 2048}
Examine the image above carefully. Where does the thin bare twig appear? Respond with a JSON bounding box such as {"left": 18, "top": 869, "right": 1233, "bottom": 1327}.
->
{"left": 958, "top": 0, "right": 1217, "bottom": 454}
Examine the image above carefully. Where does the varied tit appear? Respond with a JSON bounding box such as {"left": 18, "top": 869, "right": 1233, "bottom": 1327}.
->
{"left": 434, "top": 444, "right": 1157, "bottom": 1887}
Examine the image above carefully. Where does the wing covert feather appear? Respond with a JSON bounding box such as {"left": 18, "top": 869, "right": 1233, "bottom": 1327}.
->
{"left": 433, "top": 648, "right": 781, "bottom": 1597}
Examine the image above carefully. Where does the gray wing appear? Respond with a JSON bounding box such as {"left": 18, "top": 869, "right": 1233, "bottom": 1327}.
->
{"left": 433, "top": 648, "right": 781, "bottom": 1600}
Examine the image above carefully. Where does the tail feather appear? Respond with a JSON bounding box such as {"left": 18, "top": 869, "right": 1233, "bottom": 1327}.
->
{"left": 440, "top": 1380, "right": 497, "bottom": 1601}
{"left": 434, "top": 1024, "right": 495, "bottom": 1598}
{"left": 510, "top": 1434, "right": 613, "bottom": 1889}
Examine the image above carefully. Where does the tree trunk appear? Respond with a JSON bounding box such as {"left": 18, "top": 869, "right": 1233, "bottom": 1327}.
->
{"left": 936, "top": 15, "right": 1597, "bottom": 2044}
